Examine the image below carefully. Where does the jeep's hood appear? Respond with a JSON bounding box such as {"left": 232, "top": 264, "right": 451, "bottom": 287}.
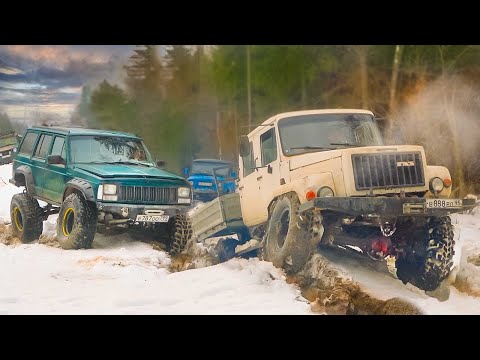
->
{"left": 75, "top": 163, "right": 184, "bottom": 180}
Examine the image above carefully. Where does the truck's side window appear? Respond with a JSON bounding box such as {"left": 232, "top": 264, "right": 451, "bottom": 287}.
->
{"left": 33, "top": 134, "right": 53, "bottom": 160}
{"left": 260, "top": 128, "right": 277, "bottom": 166}
{"left": 18, "top": 132, "right": 38, "bottom": 156}
{"left": 242, "top": 141, "right": 255, "bottom": 177}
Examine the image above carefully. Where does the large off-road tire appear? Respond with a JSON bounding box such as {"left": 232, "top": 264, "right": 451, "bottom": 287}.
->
{"left": 57, "top": 193, "right": 97, "bottom": 250}
{"left": 396, "top": 216, "right": 455, "bottom": 292}
{"left": 264, "top": 193, "right": 311, "bottom": 274}
{"left": 168, "top": 215, "right": 193, "bottom": 256}
{"left": 10, "top": 193, "right": 44, "bottom": 243}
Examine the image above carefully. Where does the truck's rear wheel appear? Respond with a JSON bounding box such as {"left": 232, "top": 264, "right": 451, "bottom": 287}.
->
{"left": 10, "top": 193, "right": 44, "bottom": 243}
{"left": 168, "top": 215, "right": 193, "bottom": 255}
{"left": 264, "top": 193, "right": 311, "bottom": 274}
{"left": 395, "top": 216, "right": 455, "bottom": 292}
{"left": 57, "top": 193, "right": 97, "bottom": 250}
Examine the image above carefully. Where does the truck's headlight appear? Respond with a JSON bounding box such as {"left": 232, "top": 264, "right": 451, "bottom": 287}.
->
{"left": 429, "top": 177, "right": 444, "bottom": 192}
{"left": 104, "top": 184, "right": 117, "bottom": 195}
{"left": 318, "top": 186, "right": 334, "bottom": 198}
{"left": 178, "top": 187, "right": 190, "bottom": 198}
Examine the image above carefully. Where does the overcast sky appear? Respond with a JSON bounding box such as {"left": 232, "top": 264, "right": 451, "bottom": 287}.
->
{"left": 0, "top": 45, "right": 142, "bottom": 123}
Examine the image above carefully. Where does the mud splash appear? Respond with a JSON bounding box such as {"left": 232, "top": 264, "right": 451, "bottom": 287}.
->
{"left": 288, "top": 254, "right": 423, "bottom": 315}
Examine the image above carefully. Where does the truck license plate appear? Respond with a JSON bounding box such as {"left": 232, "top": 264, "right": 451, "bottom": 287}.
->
{"left": 136, "top": 215, "right": 170, "bottom": 223}
{"left": 426, "top": 199, "right": 463, "bottom": 209}
{"left": 198, "top": 182, "right": 212, "bottom": 186}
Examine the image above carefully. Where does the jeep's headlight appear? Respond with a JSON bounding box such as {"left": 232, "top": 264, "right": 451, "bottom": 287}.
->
{"left": 430, "top": 177, "right": 444, "bottom": 192}
{"left": 178, "top": 187, "right": 190, "bottom": 198}
{"left": 104, "top": 184, "right": 117, "bottom": 195}
{"left": 318, "top": 186, "right": 334, "bottom": 198}
{"left": 97, "top": 184, "right": 118, "bottom": 201}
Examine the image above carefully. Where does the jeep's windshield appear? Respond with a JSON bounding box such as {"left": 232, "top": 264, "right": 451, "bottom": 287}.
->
{"left": 69, "top": 135, "right": 155, "bottom": 166}
{"left": 278, "top": 113, "right": 384, "bottom": 156}
{"left": 191, "top": 161, "right": 232, "bottom": 177}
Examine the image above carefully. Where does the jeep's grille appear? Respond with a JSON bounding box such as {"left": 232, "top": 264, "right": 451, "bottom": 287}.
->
{"left": 118, "top": 186, "right": 178, "bottom": 204}
{"left": 352, "top": 152, "right": 425, "bottom": 190}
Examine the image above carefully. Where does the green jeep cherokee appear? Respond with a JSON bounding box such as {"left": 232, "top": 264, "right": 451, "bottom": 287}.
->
{"left": 9, "top": 126, "right": 193, "bottom": 254}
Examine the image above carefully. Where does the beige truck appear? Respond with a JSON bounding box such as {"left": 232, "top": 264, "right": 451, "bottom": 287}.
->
{"left": 190, "top": 109, "right": 478, "bottom": 292}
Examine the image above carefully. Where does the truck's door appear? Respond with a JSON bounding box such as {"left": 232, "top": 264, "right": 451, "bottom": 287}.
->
{"left": 256, "top": 127, "right": 280, "bottom": 223}
{"left": 238, "top": 137, "right": 264, "bottom": 226}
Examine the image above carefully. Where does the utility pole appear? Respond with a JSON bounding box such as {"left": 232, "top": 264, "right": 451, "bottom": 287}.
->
{"left": 246, "top": 45, "right": 252, "bottom": 131}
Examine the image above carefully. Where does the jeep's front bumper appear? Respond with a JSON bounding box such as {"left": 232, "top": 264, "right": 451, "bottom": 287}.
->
{"left": 97, "top": 202, "right": 191, "bottom": 220}
{"left": 298, "top": 196, "right": 479, "bottom": 217}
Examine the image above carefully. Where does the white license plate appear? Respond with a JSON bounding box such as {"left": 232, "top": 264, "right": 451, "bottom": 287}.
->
{"left": 198, "top": 182, "right": 212, "bottom": 186}
{"left": 426, "top": 199, "right": 463, "bottom": 209}
{"left": 136, "top": 215, "right": 170, "bottom": 223}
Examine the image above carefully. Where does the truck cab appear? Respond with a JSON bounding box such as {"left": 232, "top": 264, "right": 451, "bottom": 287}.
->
{"left": 185, "top": 159, "right": 236, "bottom": 202}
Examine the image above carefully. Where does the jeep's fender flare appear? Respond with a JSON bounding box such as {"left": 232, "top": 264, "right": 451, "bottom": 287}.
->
{"left": 14, "top": 165, "right": 36, "bottom": 195}
{"left": 63, "top": 178, "right": 96, "bottom": 202}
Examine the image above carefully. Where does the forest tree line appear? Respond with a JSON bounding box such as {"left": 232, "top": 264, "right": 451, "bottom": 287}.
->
{"left": 71, "top": 45, "right": 480, "bottom": 195}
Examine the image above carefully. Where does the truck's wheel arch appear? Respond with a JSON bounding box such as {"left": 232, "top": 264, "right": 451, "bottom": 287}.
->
{"left": 63, "top": 179, "right": 96, "bottom": 202}
{"left": 14, "top": 165, "right": 36, "bottom": 195}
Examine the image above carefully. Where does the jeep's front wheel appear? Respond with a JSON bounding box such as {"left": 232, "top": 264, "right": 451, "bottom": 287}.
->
{"left": 168, "top": 215, "right": 193, "bottom": 255}
{"left": 57, "top": 193, "right": 97, "bottom": 250}
{"left": 10, "top": 193, "right": 44, "bottom": 243}
{"left": 264, "top": 193, "right": 311, "bottom": 274}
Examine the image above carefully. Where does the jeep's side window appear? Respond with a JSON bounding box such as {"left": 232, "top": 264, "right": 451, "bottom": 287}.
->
{"left": 51, "top": 137, "right": 65, "bottom": 158}
{"left": 33, "top": 134, "right": 53, "bottom": 160}
{"left": 242, "top": 141, "right": 255, "bottom": 177}
{"left": 260, "top": 128, "right": 277, "bottom": 166}
{"left": 18, "top": 132, "right": 38, "bottom": 155}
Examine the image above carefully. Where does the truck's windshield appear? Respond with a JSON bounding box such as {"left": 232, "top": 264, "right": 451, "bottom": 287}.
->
{"left": 278, "top": 113, "right": 384, "bottom": 156}
{"left": 70, "top": 136, "right": 155, "bottom": 165}
{"left": 191, "top": 161, "right": 232, "bottom": 177}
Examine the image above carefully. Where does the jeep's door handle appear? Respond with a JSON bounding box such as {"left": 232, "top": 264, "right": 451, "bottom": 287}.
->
{"left": 257, "top": 176, "right": 263, "bottom": 181}
{"left": 239, "top": 186, "right": 244, "bottom": 190}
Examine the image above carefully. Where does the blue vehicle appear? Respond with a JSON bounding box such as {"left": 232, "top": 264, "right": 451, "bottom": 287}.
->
{"left": 184, "top": 159, "right": 236, "bottom": 202}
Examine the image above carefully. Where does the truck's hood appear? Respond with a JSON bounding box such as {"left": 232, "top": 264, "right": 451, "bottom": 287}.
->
{"left": 75, "top": 163, "right": 184, "bottom": 180}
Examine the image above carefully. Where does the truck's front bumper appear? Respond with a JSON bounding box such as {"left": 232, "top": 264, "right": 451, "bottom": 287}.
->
{"left": 298, "top": 196, "right": 479, "bottom": 217}
{"left": 97, "top": 202, "right": 191, "bottom": 220}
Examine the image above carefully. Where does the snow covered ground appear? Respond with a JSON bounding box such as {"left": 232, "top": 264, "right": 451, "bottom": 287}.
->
{"left": 0, "top": 163, "right": 479, "bottom": 314}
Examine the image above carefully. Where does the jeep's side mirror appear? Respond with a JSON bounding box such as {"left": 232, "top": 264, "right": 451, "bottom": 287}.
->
{"left": 47, "top": 155, "right": 66, "bottom": 166}
{"left": 239, "top": 135, "right": 250, "bottom": 158}
{"left": 183, "top": 167, "right": 190, "bottom": 176}
{"left": 156, "top": 160, "right": 166, "bottom": 168}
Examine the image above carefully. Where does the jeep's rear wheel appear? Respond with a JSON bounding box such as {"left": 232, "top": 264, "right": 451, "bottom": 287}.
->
{"left": 57, "top": 193, "right": 97, "bottom": 250}
{"left": 10, "top": 193, "right": 44, "bottom": 243}
{"left": 395, "top": 216, "right": 455, "bottom": 292}
{"left": 264, "top": 193, "right": 311, "bottom": 274}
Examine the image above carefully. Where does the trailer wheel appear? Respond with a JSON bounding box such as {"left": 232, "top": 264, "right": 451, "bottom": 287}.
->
{"left": 264, "top": 193, "right": 311, "bottom": 274}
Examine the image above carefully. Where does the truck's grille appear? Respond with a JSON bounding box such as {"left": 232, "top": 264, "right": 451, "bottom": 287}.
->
{"left": 118, "top": 186, "right": 177, "bottom": 204}
{"left": 352, "top": 152, "right": 425, "bottom": 190}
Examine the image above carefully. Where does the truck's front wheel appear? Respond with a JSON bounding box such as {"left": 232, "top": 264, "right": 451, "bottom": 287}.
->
{"left": 395, "top": 216, "right": 455, "bottom": 292}
{"left": 57, "top": 193, "right": 97, "bottom": 250}
{"left": 10, "top": 193, "right": 44, "bottom": 243}
{"left": 264, "top": 193, "right": 311, "bottom": 274}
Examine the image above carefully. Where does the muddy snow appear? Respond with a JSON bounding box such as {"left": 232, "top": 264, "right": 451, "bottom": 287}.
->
{"left": 1, "top": 164, "right": 480, "bottom": 314}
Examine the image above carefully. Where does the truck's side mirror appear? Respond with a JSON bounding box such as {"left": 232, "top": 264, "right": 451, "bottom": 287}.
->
{"left": 239, "top": 135, "right": 250, "bottom": 158}
{"left": 183, "top": 167, "right": 190, "bottom": 176}
{"left": 47, "top": 155, "right": 66, "bottom": 166}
